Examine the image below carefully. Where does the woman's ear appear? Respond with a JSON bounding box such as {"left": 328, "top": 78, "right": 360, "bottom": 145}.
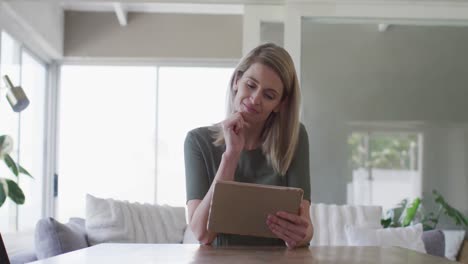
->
{"left": 233, "top": 73, "right": 239, "bottom": 92}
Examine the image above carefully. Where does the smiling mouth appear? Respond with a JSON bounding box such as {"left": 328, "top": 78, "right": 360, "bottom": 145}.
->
{"left": 243, "top": 103, "right": 258, "bottom": 114}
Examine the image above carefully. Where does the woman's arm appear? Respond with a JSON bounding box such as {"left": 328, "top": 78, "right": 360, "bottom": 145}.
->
{"left": 187, "top": 151, "right": 240, "bottom": 244}
{"left": 187, "top": 113, "right": 247, "bottom": 244}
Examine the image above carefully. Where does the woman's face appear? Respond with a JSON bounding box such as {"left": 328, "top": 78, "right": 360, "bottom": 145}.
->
{"left": 233, "top": 62, "right": 284, "bottom": 125}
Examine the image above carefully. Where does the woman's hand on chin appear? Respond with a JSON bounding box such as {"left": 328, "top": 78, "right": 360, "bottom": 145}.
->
{"left": 222, "top": 112, "right": 248, "bottom": 155}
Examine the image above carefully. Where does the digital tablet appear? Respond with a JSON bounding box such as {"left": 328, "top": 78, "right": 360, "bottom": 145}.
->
{"left": 207, "top": 180, "right": 304, "bottom": 238}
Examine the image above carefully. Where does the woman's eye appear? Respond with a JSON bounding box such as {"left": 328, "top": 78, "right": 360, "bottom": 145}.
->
{"left": 265, "top": 93, "right": 274, "bottom": 100}
{"left": 247, "top": 83, "right": 255, "bottom": 89}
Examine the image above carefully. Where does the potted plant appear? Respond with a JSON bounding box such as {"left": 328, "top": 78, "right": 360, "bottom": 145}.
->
{"left": 0, "top": 134, "right": 32, "bottom": 207}
{"left": 381, "top": 190, "right": 468, "bottom": 230}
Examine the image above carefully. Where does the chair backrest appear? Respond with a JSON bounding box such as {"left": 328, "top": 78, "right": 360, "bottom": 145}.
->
{"left": 458, "top": 238, "right": 468, "bottom": 262}
{"left": 309, "top": 203, "right": 382, "bottom": 246}
{"left": 0, "top": 233, "right": 11, "bottom": 264}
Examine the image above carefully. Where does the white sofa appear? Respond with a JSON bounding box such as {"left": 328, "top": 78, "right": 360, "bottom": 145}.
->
{"left": 5, "top": 200, "right": 465, "bottom": 264}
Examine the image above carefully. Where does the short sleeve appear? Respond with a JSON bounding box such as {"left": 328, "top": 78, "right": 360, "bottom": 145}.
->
{"left": 184, "top": 131, "right": 211, "bottom": 203}
{"left": 287, "top": 124, "right": 311, "bottom": 202}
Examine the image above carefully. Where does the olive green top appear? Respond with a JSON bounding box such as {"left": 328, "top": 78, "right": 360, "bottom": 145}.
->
{"left": 184, "top": 124, "right": 311, "bottom": 247}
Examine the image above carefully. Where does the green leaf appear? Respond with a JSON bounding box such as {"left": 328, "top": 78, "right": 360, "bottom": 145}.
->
{"left": 445, "top": 209, "right": 468, "bottom": 226}
{"left": 433, "top": 189, "right": 468, "bottom": 228}
{"left": 4, "top": 154, "right": 19, "bottom": 176}
{"left": 0, "top": 135, "right": 5, "bottom": 147}
{"left": 19, "top": 165, "right": 33, "bottom": 178}
{"left": 381, "top": 218, "right": 392, "bottom": 228}
{"left": 0, "top": 180, "right": 6, "bottom": 207}
{"left": 393, "top": 199, "right": 408, "bottom": 226}
{"left": 402, "top": 198, "right": 421, "bottom": 227}
{"left": 422, "top": 223, "right": 434, "bottom": 231}
{"left": 5, "top": 179, "right": 24, "bottom": 204}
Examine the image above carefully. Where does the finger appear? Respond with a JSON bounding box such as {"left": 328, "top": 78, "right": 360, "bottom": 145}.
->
{"left": 236, "top": 112, "right": 246, "bottom": 128}
{"left": 223, "top": 117, "right": 238, "bottom": 129}
{"left": 268, "top": 220, "right": 304, "bottom": 242}
{"left": 268, "top": 223, "right": 295, "bottom": 246}
{"left": 223, "top": 115, "right": 244, "bottom": 132}
{"left": 267, "top": 215, "right": 306, "bottom": 240}
{"left": 235, "top": 111, "right": 250, "bottom": 125}
{"left": 233, "top": 113, "right": 245, "bottom": 127}
{"left": 268, "top": 223, "right": 298, "bottom": 249}
{"left": 276, "top": 211, "right": 308, "bottom": 227}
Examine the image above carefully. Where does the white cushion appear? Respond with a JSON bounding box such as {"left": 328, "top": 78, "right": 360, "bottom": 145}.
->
{"left": 309, "top": 203, "right": 383, "bottom": 246}
{"left": 442, "top": 230, "right": 466, "bottom": 261}
{"left": 345, "top": 223, "right": 426, "bottom": 253}
{"left": 85, "top": 194, "right": 187, "bottom": 246}
{"left": 2, "top": 229, "right": 35, "bottom": 256}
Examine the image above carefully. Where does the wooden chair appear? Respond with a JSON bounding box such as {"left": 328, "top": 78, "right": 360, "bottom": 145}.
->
{"left": 458, "top": 238, "right": 468, "bottom": 264}
{"left": 0, "top": 233, "right": 11, "bottom": 264}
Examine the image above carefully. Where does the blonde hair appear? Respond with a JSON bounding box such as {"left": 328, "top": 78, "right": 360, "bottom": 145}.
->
{"left": 212, "top": 43, "right": 301, "bottom": 175}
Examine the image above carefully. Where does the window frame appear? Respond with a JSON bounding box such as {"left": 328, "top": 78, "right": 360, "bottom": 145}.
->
{"left": 0, "top": 30, "right": 51, "bottom": 232}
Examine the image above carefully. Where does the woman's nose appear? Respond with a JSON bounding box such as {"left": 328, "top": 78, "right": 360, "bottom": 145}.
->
{"left": 251, "top": 90, "right": 261, "bottom": 105}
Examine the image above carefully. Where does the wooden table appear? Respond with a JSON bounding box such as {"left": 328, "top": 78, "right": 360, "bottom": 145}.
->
{"left": 30, "top": 243, "right": 456, "bottom": 264}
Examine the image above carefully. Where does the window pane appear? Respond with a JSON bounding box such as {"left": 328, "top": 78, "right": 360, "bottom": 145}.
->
{"left": 0, "top": 31, "right": 21, "bottom": 232}
{"left": 18, "top": 50, "right": 47, "bottom": 231}
{"left": 347, "top": 131, "right": 422, "bottom": 212}
{"left": 370, "top": 134, "right": 419, "bottom": 170}
{"left": 157, "top": 67, "right": 232, "bottom": 206}
{"left": 57, "top": 66, "right": 157, "bottom": 222}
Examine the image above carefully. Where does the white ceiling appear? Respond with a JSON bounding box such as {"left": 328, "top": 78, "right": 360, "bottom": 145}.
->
{"left": 60, "top": 0, "right": 468, "bottom": 15}
{"left": 60, "top": 0, "right": 291, "bottom": 15}
{"left": 61, "top": 0, "right": 468, "bottom": 15}
{"left": 61, "top": 2, "right": 246, "bottom": 15}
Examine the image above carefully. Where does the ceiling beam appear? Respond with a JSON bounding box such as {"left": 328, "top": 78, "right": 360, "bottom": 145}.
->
{"left": 60, "top": 0, "right": 283, "bottom": 4}
{"left": 113, "top": 3, "right": 127, "bottom": 26}
{"left": 378, "top": 23, "right": 390, "bottom": 32}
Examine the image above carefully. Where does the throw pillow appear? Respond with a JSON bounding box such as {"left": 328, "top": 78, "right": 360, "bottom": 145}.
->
{"left": 34, "top": 217, "right": 88, "bottom": 259}
{"left": 85, "top": 194, "right": 187, "bottom": 246}
{"left": 345, "top": 223, "right": 426, "bottom": 253}
{"left": 421, "top": 229, "right": 445, "bottom": 257}
{"left": 442, "top": 230, "right": 466, "bottom": 261}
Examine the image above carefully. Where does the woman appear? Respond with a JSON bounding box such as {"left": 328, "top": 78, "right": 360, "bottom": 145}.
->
{"left": 184, "top": 43, "right": 312, "bottom": 248}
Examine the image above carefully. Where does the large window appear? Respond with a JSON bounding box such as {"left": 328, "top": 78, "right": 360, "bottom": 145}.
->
{"left": 57, "top": 65, "right": 232, "bottom": 220}
{"left": 57, "top": 66, "right": 157, "bottom": 222}
{"left": 347, "top": 131, "right": 423, "bottom": 212}
{"left": 18, "top": 51, "right": 47, "bottom": 230}
{"left": 0, "top": 31, "right": 20, "bottom": 232}
{"left": 0, "top": 31, "right": 48, "bottom": 232}
{"left": 157, "top": 67, "right": 231, "bottom": 205}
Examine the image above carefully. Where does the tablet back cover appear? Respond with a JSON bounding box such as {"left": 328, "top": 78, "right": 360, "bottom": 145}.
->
{"left": 207, "top": 180, "right": 303, "bottom": 238}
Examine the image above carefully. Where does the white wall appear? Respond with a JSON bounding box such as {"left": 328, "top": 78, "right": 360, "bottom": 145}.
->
{"left": 0, "top": 1, "right": 63, "bottom": 61}
{"left": 243, "top": 5, "right": 284, "bottom": 55}
{"left": 64, "top": 11, "right": 242, "bottom": 60}
{"left": 260, "top": 22, "right": 284, "bottom": 47}
{"left": 301, "top": 22, "right": 468, "bottom": 217}
{"left": 445, "top": 127, "right": 468, "bottom": 213}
